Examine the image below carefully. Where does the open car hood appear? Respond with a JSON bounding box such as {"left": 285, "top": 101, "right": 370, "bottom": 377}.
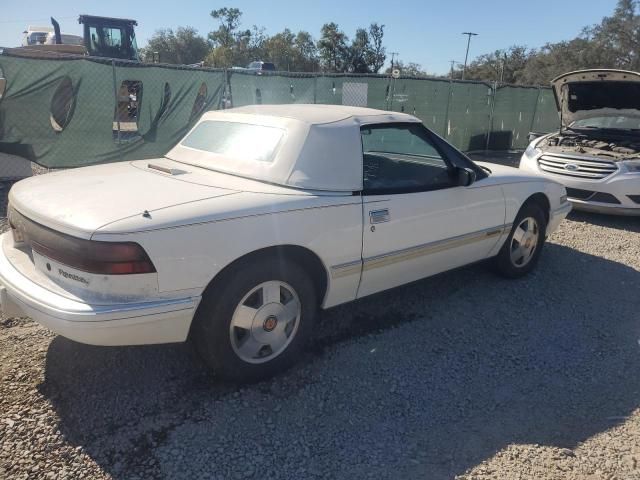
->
{"left": 551, "top": 69, "right": 640, "bottom": 127}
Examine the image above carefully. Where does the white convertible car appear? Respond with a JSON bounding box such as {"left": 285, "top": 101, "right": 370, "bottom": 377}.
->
{"left": 0, "top": 105, "right": 571, "bottom": 380}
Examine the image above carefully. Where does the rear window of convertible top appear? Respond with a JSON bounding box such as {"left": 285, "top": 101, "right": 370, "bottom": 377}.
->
{"left": 180, "top": 121, "right": 285, "bottom": 163}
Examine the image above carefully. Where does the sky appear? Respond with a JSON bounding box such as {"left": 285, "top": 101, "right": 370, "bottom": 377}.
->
{"left": 1, "top": 0, "right": 617, "bottom": 75}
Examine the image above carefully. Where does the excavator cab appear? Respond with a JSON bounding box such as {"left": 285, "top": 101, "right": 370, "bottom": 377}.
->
{"left": 79, "top": 15, "right": 139, "bottom": 61}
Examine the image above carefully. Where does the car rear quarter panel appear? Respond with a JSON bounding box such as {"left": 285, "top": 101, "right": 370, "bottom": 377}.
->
{"left": 92, "top": 194, "right": 364, "bottom": 308}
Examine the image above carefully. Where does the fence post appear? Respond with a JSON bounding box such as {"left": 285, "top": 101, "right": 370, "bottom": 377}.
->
{"left": 484, "top": 81, "right": 497, "bottom": 152}
{"left": 226, "top": 69, "right": 233, "bottom": 108}
{"left": 111, "top": 59, "right": 121, "bottom": 145}
{"left": 384, "top": 71, "right": 392, "bottom": 110}
{"left": 313, "top": 75, "right": 317, "bottom": 104}
{"left": 443, "top": 78, "right": 453, "bottom": 140}
{"left": 528, "top": 86, "right": 542, "bottom": 136}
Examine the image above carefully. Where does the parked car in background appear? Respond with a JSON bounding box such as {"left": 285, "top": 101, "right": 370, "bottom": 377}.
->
{"left": 246, "top": 61, "right": 276, "bottom": 74}
{"left": 0, "top": 105, "right": 570, "bottom": 381}
{"left": 520, "top": 69, "right": 640, "bottom": 215}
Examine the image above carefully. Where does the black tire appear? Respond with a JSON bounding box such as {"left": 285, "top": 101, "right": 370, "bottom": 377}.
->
{"left": 493, "top": 202, "right": 547, "bottom": 278}
{"left": 191, "top": 257, "right": 317, "bottom": 382}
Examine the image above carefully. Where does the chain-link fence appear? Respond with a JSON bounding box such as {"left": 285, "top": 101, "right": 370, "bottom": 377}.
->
{"left": 0, "top": 49, "right": 560, "bottom": 170}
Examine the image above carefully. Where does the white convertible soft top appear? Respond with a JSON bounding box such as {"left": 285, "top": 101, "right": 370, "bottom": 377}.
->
{"left": 167, "top": 104, "right": 420, "bottom": 192}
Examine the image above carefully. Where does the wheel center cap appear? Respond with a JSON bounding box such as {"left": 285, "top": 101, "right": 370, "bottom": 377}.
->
{"left": 263, "top": 315, "right": 278, "bottom": 332}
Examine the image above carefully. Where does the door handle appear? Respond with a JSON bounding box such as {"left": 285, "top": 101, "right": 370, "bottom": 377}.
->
{"left": 369, "top": 209, "right": 390, "bottom": 224}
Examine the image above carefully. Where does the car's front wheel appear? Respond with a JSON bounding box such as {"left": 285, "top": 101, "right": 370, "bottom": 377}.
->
{"left": 493, "top": 202, "right": 547, "bottom": 278}
{"left": 191, "top": 257, "right": 317, "bottom": 382}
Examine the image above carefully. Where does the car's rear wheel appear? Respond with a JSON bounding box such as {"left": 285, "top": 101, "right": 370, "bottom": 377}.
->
{"left": 493, "top": 202, "right": 547, "bottom": 278}
{"left": 191, "top": 257, "right": 316, "bottom": 382}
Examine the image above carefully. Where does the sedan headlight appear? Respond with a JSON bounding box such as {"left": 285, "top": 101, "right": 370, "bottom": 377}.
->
{"left": 523, "top": 143, "right": 542, "bottom": 160}
{"left": 622, "top": 159, "right": 640, "bottom": 173}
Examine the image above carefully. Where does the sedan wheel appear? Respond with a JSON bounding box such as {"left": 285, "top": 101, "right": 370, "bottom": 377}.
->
{"left": 230, "top": 281, "right": 301, "bottom": 364}
{"left": 493, "top": 202, "right": 547, "bottom": 279}
{"left": 191, "top": 257, "right": 317, "bottom": 382}
{"left": 509, "top": 217, "right": 539, "bottom": 268}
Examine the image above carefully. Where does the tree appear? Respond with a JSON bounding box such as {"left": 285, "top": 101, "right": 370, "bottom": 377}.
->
{"left": 456, "top": 0, "right": 640, "bottom": 85}
{"left": 263, "top": 29, "right": 296, "bottom": 70}
{"left": 586, "top": 0, "right": 640, "bottom": 70}
{"left": 461, "top": 46, "right": 533, "bottom": 83}
{"left": 208, "top": 7, "right": 243, "bottom": 48}
{"left": 294, "top": 31, "right": 319, "bottom": 71}
{"left": 366, "top": 23, "right": 386, "bottom": 73}
{"left": 348, "top": 28, "right": 371, "bottom": 73}
{"left": 143, "top": 7, "right": 381, "bottom": 73}
{"left": 343, "top": 23, "right": 386, "bottom": 73}
{"left": 206, "top": 7, "right": 254, "bottom": 67}
{"left": 385, "top": 61, "right": 427, "bottom": 77}
{"left": 141, "top": 27, "right": 209, "bottom": 65}
{"left": 317, "top": 23, "right": 349, "bottom": 72}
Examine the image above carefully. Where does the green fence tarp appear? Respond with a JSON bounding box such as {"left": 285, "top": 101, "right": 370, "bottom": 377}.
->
{"left": 0, "top": 54, "right": 225, "bottom": 168}
{"left": 0, "top": 52, "right": 560, "bottom": 169}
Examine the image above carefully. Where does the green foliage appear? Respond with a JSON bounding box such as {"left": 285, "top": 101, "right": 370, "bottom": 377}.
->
{"left": 367, "top": 23, "right": 387, "bottom": 73}
{"left": 385, "top": 61, "right": 427, "bottom": 77}
{"left": 141, "top": 7, "right": 386, "bottom": 73}
{"left": 459, "top": 0, "right": 640, "bottom": 85}
{"left": 141, "top": 27, "right": 209, "bottom": 65}
{"left": 318, "top": 22, "right": 387, "bottom": 73}
{"left": 208, "top": 8, "right": 244, "bottom": 48}
{"left": 317, "top": 22, "right": 349, "bottom": 72}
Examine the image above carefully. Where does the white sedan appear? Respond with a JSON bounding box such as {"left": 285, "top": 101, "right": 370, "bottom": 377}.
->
{"left": 520, "top": 69, "right": 640, "bottom": 215}
{"left": 0, "top": 105, "right": 571, "bottom": 381}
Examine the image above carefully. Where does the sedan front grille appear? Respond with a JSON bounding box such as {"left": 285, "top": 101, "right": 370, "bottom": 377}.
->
{"left": 537, "top": 155, "right": 618, "bottom": 179}
{"left": 565, "top": 187, "right": 594, "bottom": 200}
{"left": 565, "top": 188, "right": 621, "bottom": 204}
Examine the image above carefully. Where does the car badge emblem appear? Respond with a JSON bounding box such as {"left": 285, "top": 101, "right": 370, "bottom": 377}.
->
{"left": 564, "top": 163, "right": 579, "bottom": 171}
{"left": 263, "top": 316, "right": 278, "bottom": 332}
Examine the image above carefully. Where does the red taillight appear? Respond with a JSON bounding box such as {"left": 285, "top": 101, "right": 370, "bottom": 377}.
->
{"left": 31, "top": 240, "right": 156, "bottom": 275}
{"left": 7, "top": 206, "right": 156, "bottom": 275}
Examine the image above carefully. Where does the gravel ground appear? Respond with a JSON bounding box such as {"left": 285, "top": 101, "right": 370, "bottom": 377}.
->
{"left": 1, "top": 178, "right": 640, "bottom": 479}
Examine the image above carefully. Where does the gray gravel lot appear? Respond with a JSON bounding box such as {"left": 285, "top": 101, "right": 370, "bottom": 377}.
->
{"left": 0, "top": 176, "right": 639, "bottom": 479}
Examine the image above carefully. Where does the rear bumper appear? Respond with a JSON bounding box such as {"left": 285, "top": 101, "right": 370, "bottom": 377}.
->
{"left": 0, "top": 233, "right": 200, "bottom": 346}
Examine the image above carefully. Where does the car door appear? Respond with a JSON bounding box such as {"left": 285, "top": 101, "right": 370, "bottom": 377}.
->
{"left": 357, "top": 122, "right": 506, "bottom": 298}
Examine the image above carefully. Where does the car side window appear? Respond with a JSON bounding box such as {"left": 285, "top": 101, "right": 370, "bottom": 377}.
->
{"left": 361, "top": 124, "right": 453, "bottom": 194}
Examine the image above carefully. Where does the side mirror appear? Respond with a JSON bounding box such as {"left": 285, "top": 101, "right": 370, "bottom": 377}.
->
{"left": 455, "top": 167, "right": 477, "bottom": 187}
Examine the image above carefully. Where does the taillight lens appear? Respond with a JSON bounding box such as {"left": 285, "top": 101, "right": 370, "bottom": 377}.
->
{"left": 31, "top": 239, "right": 156, "bottom": 275}
{"left": 7, "top": 206, "right": 24, "bottom": 243}
{"left": 8, "top": 206, "right": 156, "bottom": 275}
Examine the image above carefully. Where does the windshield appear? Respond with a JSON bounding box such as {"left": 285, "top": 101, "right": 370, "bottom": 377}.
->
{"left": 571, "top": 116, "right": 640, "bottom": 130}
{"left": 180, "top": 121, "right": 285, "bottom": 163}
{"left": 567, "top": 82, "right": 640, "bottom": 112}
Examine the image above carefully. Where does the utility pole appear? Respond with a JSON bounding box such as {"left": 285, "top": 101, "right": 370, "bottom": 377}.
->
{"left": 449, "top": 60, "right": 461, "bottom": 79}
{"left": 461, "top": 32, "right": 478, "bottom": 80}
{"left": 390, "top": 51, "right": 399, "bottom": 71}
{"left": 386, "top": 52, "right": 399, "bottom": 111}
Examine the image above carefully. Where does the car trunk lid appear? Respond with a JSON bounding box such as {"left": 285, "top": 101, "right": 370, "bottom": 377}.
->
{"left": 9, "top": 159, "right": 240, "bottom": 238}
